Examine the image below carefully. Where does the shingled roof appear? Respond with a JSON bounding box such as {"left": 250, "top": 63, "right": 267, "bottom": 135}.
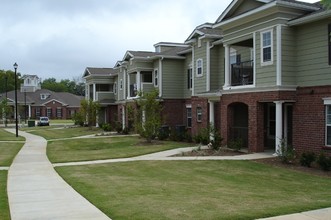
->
{"left": 1, "top": 89, "right": 83, "bottom": 107}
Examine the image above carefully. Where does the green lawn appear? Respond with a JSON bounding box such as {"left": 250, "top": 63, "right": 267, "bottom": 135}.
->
{"left": 56, "top": 160, "right": 331, "bottom": 220}
{"left": 0, "top": 171, "right": 10, "bottom": 220}
{"left": 0, "top": 129, "right": 25, "bottom": 141}
{"left": 48, "top": 136, "right": 193, "bottom": 163}
{"left": 0, "top": 142, "right": 24, "bottom": 166}
{"left": 25, "top": 126, "right": 103, "bottom": 140}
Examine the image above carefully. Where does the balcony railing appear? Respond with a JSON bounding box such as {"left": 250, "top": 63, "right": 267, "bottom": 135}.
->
{"left": 231, "top": 60, "right": 254, "bottom": 86}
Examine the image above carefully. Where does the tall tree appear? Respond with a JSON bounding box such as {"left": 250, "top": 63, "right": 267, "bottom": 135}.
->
{"left": 0, "top": 69, "right": 23, "bottom": 93}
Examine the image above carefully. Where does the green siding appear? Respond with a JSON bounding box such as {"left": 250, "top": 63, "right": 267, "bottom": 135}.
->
{"left": 282, "top": 26, "right": 296, "bottom": 86}
{"left": 295, "top": 20, "right": 331, "bottom": 86}
{"left": 228, "top": 0, "right": 264, "bottom": 19}
{"left": 183, "top": 53, "right": 192, "bottom": 98}
{"left": 117, "top": 70, "right": 125, "bottom": 101}
{"left": 210, "top": 46, "right": 221, "bottom": 91}
{"left": 255, "top": 27, "right": 277, "bottom": 86}
{"left": 127, "top": 61, "right": 153, "bottom": 73}
{"left": 194, "top": 40, "right": 207, "bottom": 94}
{"left": 162, "top": 59, "right": 185, "bottom": 99}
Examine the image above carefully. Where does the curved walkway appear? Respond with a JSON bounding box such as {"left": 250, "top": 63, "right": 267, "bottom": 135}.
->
{"left": 5, "top": 129, "right": 331, "bottom": 220}
{"left": 6, "top": 129, "right": 110, "bottom": 220}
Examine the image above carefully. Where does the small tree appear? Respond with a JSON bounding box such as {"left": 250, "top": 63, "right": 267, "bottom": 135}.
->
{"left": 0, "top": 99, "right": 10, "bottom": 127}
{"left": 80, "top": 99, "right": 100, "bottom": 129}
{"left": 135, "top": 90, "right": 162, "bottom": 143}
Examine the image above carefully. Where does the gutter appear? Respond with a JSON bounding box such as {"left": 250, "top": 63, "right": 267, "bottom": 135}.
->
{"left": 288, "top": 10, "right": 331, "bottom": 26}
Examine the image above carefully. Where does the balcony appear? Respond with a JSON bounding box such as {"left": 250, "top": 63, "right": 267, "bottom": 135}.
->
{"left": 231, "top": 60, "right": 254, "bottom": 87}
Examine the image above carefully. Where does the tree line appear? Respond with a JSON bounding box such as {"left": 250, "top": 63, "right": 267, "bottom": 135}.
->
{"left": 0, "top": 69, "right": 85, "bottom": 96}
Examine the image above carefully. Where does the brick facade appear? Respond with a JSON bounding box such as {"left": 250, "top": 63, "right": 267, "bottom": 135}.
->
{"left": 293, "top": 86, "right": 331, "bottom": 155}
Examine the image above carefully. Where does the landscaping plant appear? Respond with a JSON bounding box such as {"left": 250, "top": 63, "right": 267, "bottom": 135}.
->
{"left": 300, "top": 152, "right": 316, "bottom": 168}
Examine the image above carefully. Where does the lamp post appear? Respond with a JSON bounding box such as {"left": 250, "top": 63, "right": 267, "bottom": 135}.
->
{"left": 24, "top": 89, "right": 27, "bottom": 124}
{"left": 4, "top": 75, "right": 8, "bottom": 127}
{"left": 13, "top": 63, "right": 18, "bottom": 137}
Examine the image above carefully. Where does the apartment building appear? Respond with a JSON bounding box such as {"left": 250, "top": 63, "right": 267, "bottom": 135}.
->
{"left": 84, "top": 0, "right": 331, "bottom": 155}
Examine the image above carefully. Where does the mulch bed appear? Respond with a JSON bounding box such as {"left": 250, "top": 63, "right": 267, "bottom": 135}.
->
{"left": 175, "top": 148, "right": 246, "bottom": 157}
{"left": 253, "top": 157, "right": 331, "bottom": 178}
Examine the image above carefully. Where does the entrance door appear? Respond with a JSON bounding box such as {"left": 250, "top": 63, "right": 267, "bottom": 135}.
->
{"left": 264, "top": 103, "right": 275, "bottom": 149}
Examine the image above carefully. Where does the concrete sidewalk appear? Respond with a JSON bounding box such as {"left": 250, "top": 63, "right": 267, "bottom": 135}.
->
{"left": 6, "top": 129, "right": 111, "bottom": 220}
{"left": 258, "top": 207, "right": 331, "bottom": 220}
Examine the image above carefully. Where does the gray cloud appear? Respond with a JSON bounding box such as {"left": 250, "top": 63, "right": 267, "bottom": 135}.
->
{"left": 0, "top": 0, "right": 316, "bottom": 81}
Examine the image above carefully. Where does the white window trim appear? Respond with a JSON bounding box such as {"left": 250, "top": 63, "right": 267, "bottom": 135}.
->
{"left": 186, "top": 107, "right": 192, "bottom": 128}
{"left": 154, "top": 69, "right": 158, "bottom": 87}
{"left": 260, "top": 29, "right": 273, "bottom": 66}
{"left": 326, "top": 105, "right": 331, "bottom": 147}
{"left": 324, "top": 98, "right": 331, "bottom": 146}
{"left": 196, "top": 59, "right": 203, "bottom": 77}
{"left": 197, "top": 106, "right": 202, "bottom": 122}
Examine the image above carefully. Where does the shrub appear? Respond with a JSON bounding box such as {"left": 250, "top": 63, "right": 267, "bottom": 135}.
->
{"left": 115, "top": 122, "right": 122, "bottom": 134}
{"left": 228, "top": 138, "right": 243, "bottom": 152}
{"left": 72, "top": 112, "right": 84, "bottom": 126}
{"left": 158, "top": 126, "right": 170, "bottom": 140}
{"left": 300, "top": 152, "right": 316, "bottom": 168}
{"left": 317, "top": 153, "right": 331, "bottom": 171}
{"left": 277, "top": 139, "right": 296, "bottom": 164}
{"left": 101, "top": 123, "right": 112, "bottom": 132}
{"left": 122, "top": 127, "right": 130, "bottom": 135}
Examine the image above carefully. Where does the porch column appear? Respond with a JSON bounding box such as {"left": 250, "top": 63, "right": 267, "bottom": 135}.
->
{"left": 28, "top": 105, "right": 31, "bottom": 118}
{"left": 127, "top": 72, "right": 131, "bottom": 98}
{"left": 123, "top": 69, "right": 127, "bottom": 99}
{"left": 85, "top": 84, "right": 89, "bottom": 99}
{"left": 274, "top": 101, "right": 284, "bottom": 154}
{"left": 136, "top": 71, "right": 141, "bottom": 94}
{"left": 122, "top": 107, "right": 126, "bottom": 130}
{"left": 224, "top": 44, "right": 230, "bottom": 88}
{"left": 93, "top": 83, "right": 96, "bottom": 101}
{"left": 209, "top": 101, "right": 215, "bottom": 141}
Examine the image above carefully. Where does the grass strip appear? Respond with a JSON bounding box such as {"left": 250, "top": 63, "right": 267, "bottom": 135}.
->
{"left": 48, "top": 136, "right": 192, "bottom": 163}
{"left": 0, "top": 171, "right": 10, "bottom": 220}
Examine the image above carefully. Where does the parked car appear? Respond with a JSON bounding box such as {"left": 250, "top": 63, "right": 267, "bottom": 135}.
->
{"left": 37, "top": 117, "right": 50, "bottom": 126}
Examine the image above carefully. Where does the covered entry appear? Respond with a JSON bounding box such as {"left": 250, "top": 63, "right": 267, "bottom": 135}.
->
{"left": 228, "top": 103, "right": 248, "bottom": 148}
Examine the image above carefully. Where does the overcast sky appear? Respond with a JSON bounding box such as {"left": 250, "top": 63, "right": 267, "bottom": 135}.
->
{"left": 0, "top": 0, "right": 318, "bottom": 81}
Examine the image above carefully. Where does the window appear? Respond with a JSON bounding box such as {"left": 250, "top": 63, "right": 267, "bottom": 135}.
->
{"left": 187, "top": 67, "right": 192, "bottom": 89}
{"left": 196, "top": 59, "right": 203, "bottom": 76}
{"left": 261, "top": 30, "right": 273, "bottom": 64}
{"left": 47, "top": 108, "right": 52, "bottom": 118}
{"left": 120, "top": 79, "right": 123, "bottom": 90}
{"left": 197, "top": 107, "right": 202, "bottom": 122}
{"left": 57, "top": 108, "right": 62, "bottom": 118}
{"left": 143, "top": 72, "right": 153, "bottom": 83}
{"left": 326, "top": 106, "right": 331, "bottom": 146}
{"left": 328, "top": 24, "right": 331, "bottom": 65}
{"left": 154, "top": 69, "right": 158, "bottom": 87}
{"left": 187, "top": 107, "right": 192, "bottom": 128}
{"left": 96, "top": 84, "right": 112, "bottom": 92}
{"left": 35, "top": 108, "right": 41, "bottom": 118}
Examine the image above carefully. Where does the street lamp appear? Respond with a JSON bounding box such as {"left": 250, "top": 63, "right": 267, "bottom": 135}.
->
{"left": 13, "top": 62, "right": 18, "bottom": 137}
{"left": 24, "top": 89, "right": 27, "bottom": 124}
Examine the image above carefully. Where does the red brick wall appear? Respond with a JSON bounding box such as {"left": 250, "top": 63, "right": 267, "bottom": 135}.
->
{"left": 220, "top": 90, "right": 296, "bottom": 152}
{"left": 161, "top": 99, "right": 186, "bottom": 127}
{"left": 293, "top": 86, "right": 331, "bottom": 155}
{"left": 191, "top": 97, "right": 209, "bottom": 136}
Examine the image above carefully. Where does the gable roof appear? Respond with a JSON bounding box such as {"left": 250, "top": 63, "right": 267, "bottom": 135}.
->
{"left": 214, "top": 0, "right": 320, "bottom": 27}
{"left": 1, "top": 89, "right": 83, "bottom": 107}
{"left": 185, "top": 23, "right": 223, "bottom": 42}
{"left": 83, "top": 67, "right": 117, "bottom": 78}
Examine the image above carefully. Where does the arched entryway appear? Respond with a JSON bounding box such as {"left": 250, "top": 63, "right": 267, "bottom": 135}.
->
{"left": 228, "top": 103, "right": 249, "bottom": 148}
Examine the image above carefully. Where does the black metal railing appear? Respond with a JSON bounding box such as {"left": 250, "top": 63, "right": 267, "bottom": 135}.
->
{"left": 231, "top": 60, "right": 254, "bottom": 86}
